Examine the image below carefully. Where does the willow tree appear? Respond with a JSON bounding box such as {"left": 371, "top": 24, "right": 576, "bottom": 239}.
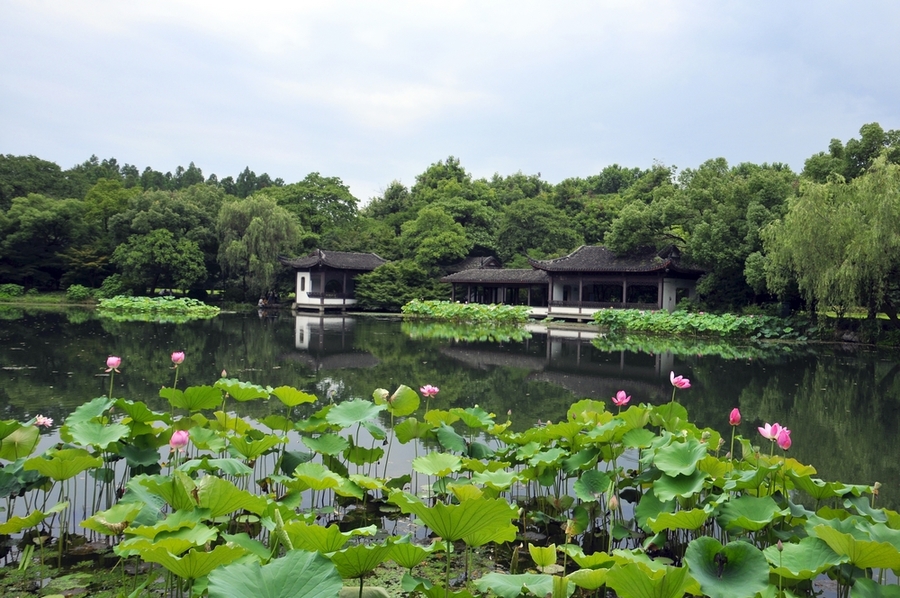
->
{"left": 763, "top": 156, "right": 900, "bottom": 325}
{"left": 216, "top": 196, "right": 301, "bottom": 300}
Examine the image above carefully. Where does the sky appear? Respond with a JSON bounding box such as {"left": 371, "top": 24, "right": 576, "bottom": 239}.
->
{"left": 2, "top": 1, "right": 899, "bottom": 202}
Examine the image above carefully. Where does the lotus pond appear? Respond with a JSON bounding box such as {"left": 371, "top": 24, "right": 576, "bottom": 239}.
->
{"left": 1, "top": 308, "right": 900, "bottom": 597}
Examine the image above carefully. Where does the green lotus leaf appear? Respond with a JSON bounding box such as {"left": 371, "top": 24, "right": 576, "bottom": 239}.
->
{"left": 528, "top": 447, "right": 566, "bottom": 467}
{"left": 786, "top": 472, "right": 845, "bottom": 501}
{"left": 717, "top": 494, "right": 788, "bottom": 532}
{"left": 65, "top": 397, "right": 114, "bottom": 426}
{"left": 423, "top": 409, "right": 459, "bottom": 427}
{"left": 272, "top": 385, "right": 317, "bottom": 407}
{"left": 652, "top": 437, "right": 708, "bottom": 477}
{"left": 360, "top": 420, "right": 386, "bottom": 440}
{"left": 213, "top": 411, "right": 251, "bottom": 434}
{"left": 845, "top": 495, "right": 889, "bottom": 523}
{"left": 652, "top": 470, "right": 708, "bottom": 502}
{"left": 762, "top": 537, "right": 844, "bottom": 580}
{"left": 67, "top": 421, "right": 130, "bottom": 449}
{"left": 207, "top": 548, "right": 342, "bottom": 598}
{"left": 326, "top": 399, "right": 384, "bottom": 428}
{"left": 82, "top": 501, "right": 140, "bottom": 535}
{"left": 143, "top": 544, "right": 247, "bottom": 580}
{"left": 285, "top": 521, "right": 376, "bottom": 553}
{"left": 814, "top": 524, "right": 900, "bottom": 569}
{"left": 293, "top": 462, "right": 344, "bottom": 491}
{"left": 120, "top": 474, "right": 167, "bottom": 525}
{"left": 125, "top": 508, "right": 206, "bottom": 538}
{"left": 300, "top": 433, "right": 349, "bottom": 456}
{"left": 374, "top": 385, "right": 419, "bottom": 417}
{"left": 698, "top": 455, "right": 728, "bottom": 480}
{"left": 161, "top": 385, "right": 222, "bottom": 411}
{"left": 412, "top": 453, "right": 462, "bottom": 477}
{"left": 139, "top": 471, "right": 197, "bottom": 511}
{"left": 542, "top": 421, "right": 583, "bottom": 443}
{"left": 573, "top": 470, "right": 611, "bottom": 503}
{"left": 436, "top": 423, "right": 467, "bottom": 453}
{"left": 260, "top": 415, "right": 292, "bottom": 432}
{"left": 622, "top": 428, "right": 656, "bottom": 449}
{"left": 215, "top": 378, "right": 272, "bottom": 402}
{"left": 389, "top": 492, "right": 517, "bottom": 544}
{"left": 567, "top": 567, "right": 609, "bottom": 590}
{"left": 722, "top": 463, "right": 779, "bottom": 491}
{"left": 279, "top": 450, "right": 314, "bottom": 475}
{"left": 0, "top": 501, "right": 67, "bottom": 534}
{"left": 196, "top": 475, "right": 267, "bottom": 517}
{"left": 450, "top": 406, "right": 494, "bottom": 430}
{"left": 605, "top": 562, "right": 691, "bottom": 598}
{"left": 567, "top": 398, "right": 607, "bottom": 421}
{"left": 851, "top": 578, "right": 900, "bottom": 598}
{"left": 331, "top": 542, "right": 394, "bottom": 579}
{"left": 25, "top": 448, "right": 102, "bottom": 481}
{"left": 389, "top": 536, "right": 443, "bottom": 569}
{"left": 178, "top": 457, "right": 254, "bottom": 477}
{"left": 122, "top": 522, "right": 219, "bottom": 557}
{"left": 228, "top": 434, "right": 284, "bottom": 460}
{"left": 344, "top": 443, "right": 384, "bottom": 466}
{"left": 618, "top": 405, "right": 651, "bottom": 430}
{"left": 188, "top": 427, "right": 227, "bottom": 452}
{"left": 474, "top": 573, "right": 566, "bottom": 598}
{"left": 467, "top": 441, "right": 495, "bottom": 459}
{"left": 118, "top": 443, "right": 162, "bottom": 468}
{"left": 563, "top": 547, "right": 615, "bottom": 569}
{"left": 349, "top": 473, "right": 385, "bottom": 491}
{"left": 115, "top": 399, "right": 168, "bottom": 423}
{"left": 221, "top": 532, "right": 270, "bottom": 561}
{"left": 394, "top": 418, "right": 431, "bottom": 444}
{"left": 0, "top": 424, "right": 40, "bottom": 461}
{"left": 586, "top": 418, "right": 626, "bottom": 443}
{"left": 471, "top": 469, "right": 518, "bottom": 491}
{"left": 561, "top": 447, "right": 600, "bottom": 473}
{"left": 683, "top": 537, "right": 769, "bottom": 598}
{"left": 528, "top": 543, "right": 557, "bottom": 568}
{"left": 648, "top": 508, "right": 709, "bottom": 533}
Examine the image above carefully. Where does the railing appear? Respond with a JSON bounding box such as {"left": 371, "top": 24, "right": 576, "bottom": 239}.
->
{"left": 549, "top": 301, "right": 659, "bottom": 310}
{"left": 305, "top": 292, "right": 353, "bottom": 299}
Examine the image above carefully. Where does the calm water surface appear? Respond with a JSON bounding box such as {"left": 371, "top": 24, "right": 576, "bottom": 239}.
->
{"left": 2, "top": 307, "right": 899, "bottom": 507}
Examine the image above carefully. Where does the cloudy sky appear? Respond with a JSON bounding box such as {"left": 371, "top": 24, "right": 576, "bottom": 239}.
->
{"left": 2, "top": 1, "right": 898, "bottom": 201}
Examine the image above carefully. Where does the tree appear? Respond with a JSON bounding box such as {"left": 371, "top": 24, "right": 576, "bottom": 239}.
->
{"left": 354, "top": 260, "right": 448, "bottom": 311}
{"left": 111, "top": 228, "right": 206, "bottom": 293}
{"left": 0, "top": 155, "right": 79, "bottom": 209}
{"left": 216, "top": 197, "right": 302, "bottom": 299}
{"left": 83, "top": 178, "right": 139, "bottom": 235}
{"left": 496, "top": 197, "right": 582, "bottom": 266}
{"left": 399, "top": 206, "right": 472, "bottom": 270}
{"left": 257, "top": 172, "right": 359, "bottom": 249}
{"left": 0, "top": 194, "right": 86, "bottom": 288}
{"left": 763, "top": 156, "right": 900, "bottom": 326}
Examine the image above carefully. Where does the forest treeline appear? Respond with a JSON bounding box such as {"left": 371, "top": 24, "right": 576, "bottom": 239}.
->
{"left": 2, "top": 122, "right": 899, "bottom": 322}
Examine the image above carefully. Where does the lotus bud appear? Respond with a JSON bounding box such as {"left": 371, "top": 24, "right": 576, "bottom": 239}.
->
{"left": 608, "top": 494, "right": 619, "bottom": 511}
{"left": 701, "top": 431, "right": 711, "bottom": 443}
{"left": 221, "top": 369, "right": 227, "bottom": 378}
{"left": 171, "top": 351, "right": 185, "bottom": 365}
{"left": 777, "top": 540, "right": 784, "bottom": 552}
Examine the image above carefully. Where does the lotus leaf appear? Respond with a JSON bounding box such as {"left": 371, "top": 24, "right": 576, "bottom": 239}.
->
{"left": 474, "top": 573, "right": 569, "bottom": 598}
{"left": 272, "top": 385, "right": 317, "bottom": 407}
{"left": 179, "top": 457, "right": 254, "bottom": 477}
{"left": 573, "top": 470, "right": 611, "bottom": 503}
{"left": 762, "top": 537, "right": 844, "bottom": 580}
{"left": 567, "top": 567, "right": 609, "bottom": 590}
{"left": 326, "top": 399, "right": 384, "bottom": 428}
{"left": 605, "top": 562, "right": 691, "bottom": 598}
{"left": 390, "top": 492, "right": 517, "bottom": 544}
{"left": 160, "top": 386, "right": 222, "bottom": 411}
{"left": 561, "top": 447, "right": 600, "bottom": 473}
{"left": 652, "top": 436, "right": 708, "bottom": 476}
{"left": 0, "top": 501, "right": 67, "bottom": 534}
{"left": 471, "top": 469, "right": 518, "bottom": 491}
{"left": 215, "top": 378, "right": 272, "bottom": 402}
{"left": 528, "top": 543, "right": 557, "bottom": 568}
{"left": 436, "top": 423, "right": 467, "bottom": 453}
{"left": 450, "top": 406, "right": 495, "bottom": 430}
{"left": 25, "top": 448, "right": 102, "bottom": 481}
{"left": 851, "top": 578, "right": 900, "bottom": 598}
{"left": 301, "top": 433, "right": 349, "bottom": 456}
{"left": 67, "top": 421, "right": 130, "bottom": 449}
{"left": 412, "top": 453, "right": 461, "bottom": 477}
{"left": 64, "top": 396, "right": 114, "bottom": 426}
{"left": 814, "top": 524, "right": 900, "bottom": 569}
{"left": 652, "top": 470, "right": 708, "bottom": 501}
{"left": 196, "top": 475, "right": 268, "bottom": 517}
{"left": 228, "top": 433, "right": 284, "bottom": 460}
{"left": 394, "top": 418, "right": 431, "bottom": 444}
{"left": 717, "top": 494, "right": 789, "bottom": 532}
{"left": 0, "top": 424, "right": 40, "bottom": 461}
{"left": 285, "top": 522, "right": 376, "bottom": 553}
{"left": 648, "top": 508, "right": 709, "bottom": 533}
{"left": 293, "top": 462, "right": 344, "bottom": 491}
{"left": 374, "top": 385, "right": 419, "bottom": 417}
{"left": 389, "top": 536, "right": 443, "bottom": 569}
{"left": 143, "top": 544, "right": 247, "bottom": 580}
{"left": 683, "top": 537, "right": 770, "bottom": 598}
{"left": 331, "top": 542, "right": 394, "bottom": 579}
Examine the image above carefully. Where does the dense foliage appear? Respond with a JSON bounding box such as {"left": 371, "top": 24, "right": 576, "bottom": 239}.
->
{"left": 593, "top": 309, "right": 812, "bottom": 341}
{"left": 3, "top": 122, "right": 900, "bottom": 314}
{"left": 97, "top": 295, "right": 220, "bottom": 322}
{"left": 402, "top": 299, "right": 531, "bottom": 324}
{"left": 1, "top": 360, "right": 897, "bottom": 597}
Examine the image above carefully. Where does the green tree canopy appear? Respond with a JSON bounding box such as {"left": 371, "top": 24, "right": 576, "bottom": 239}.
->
{"left": 496, "top": 197, "right": 583, "bottom": 266}
{"left": 764, "top": 156, "right": 900, "bottom": 325}
{"left": 217, "top": 196, "right": 301, "bottom": 299}
{"left": 110, "top": 228, "right": 206, "bottom": 293}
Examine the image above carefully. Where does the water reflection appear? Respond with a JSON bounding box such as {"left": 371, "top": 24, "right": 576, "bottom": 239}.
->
{"left": 1, "top": 308, "right": 898, "bottom": 507}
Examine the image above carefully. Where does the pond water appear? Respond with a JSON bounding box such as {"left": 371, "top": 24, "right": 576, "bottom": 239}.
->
{"left": 2, "top": 307, "right": 899, "bottom": 509}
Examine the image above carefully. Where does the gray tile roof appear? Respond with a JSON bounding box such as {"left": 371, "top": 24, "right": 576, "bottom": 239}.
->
{"left": 441, "top": 269, "right": 549, "bottom": 284}
{"left": 279, "top": 249, "right": 386, "bottom": 271}
{"left": 529, "top": 245, "right": 702, "bottom": 274}
{"left": 445, "top": 256, "right": 503, "bottom": 273}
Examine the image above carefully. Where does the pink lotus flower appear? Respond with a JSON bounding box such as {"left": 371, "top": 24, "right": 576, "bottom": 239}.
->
{"left": 35, "top": 414, "right": 53, "bottom": 428}
{"left": 612, "top": 390, "right": 631, "bottom": 407}
{"left": 729, "top": 408, "right": 741, "bottom": 426}
{"left": 106, "top": 356, "right": 121, "bottom": 372}
{"left": 670, "top": 371, "right": 691, "bottom": 389}
{"left": 758, "top": 422, "right": 783, "bottom": 441}
{"left": 776, "top": 427, "right": 792, "bottom": 450}
{"left": 171, "top": 351, "right": 185, "bottom": 365}
{"left": 169, "top": 430, "right": 190, "bottom": 450}
{"left": 420, "top": 385, "right": 440, "bottom": 398}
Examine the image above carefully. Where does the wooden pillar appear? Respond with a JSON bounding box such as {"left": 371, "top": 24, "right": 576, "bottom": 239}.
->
{"left": 578, "top": 277, "right": 584, "bottom": 313}
{"left": 320, "top": 270, "right": 325, "bottom": 312}
{"left": 342, "top": 272, "right": 348, "bottom": 308}
{"left": 657, "top": 274, "right": 664, "bottom": 309}
{"left": 621, "top": 277, "right": 627, "bottom": 306}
